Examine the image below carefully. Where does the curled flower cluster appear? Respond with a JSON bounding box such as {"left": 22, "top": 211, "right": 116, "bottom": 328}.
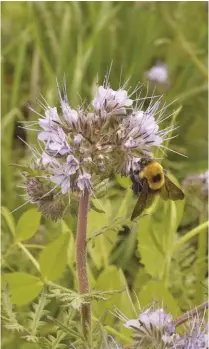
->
{"left": 125, "top": 307, "right": 175, "bottom": 347}
{"left": 124, "top": 307, "right": 208, "bottom": 349}
{"left": 182, "top": 170, "right": 208, "bottom": 200}
{"left": 23, "top": 78, "right": 172, "bottom": 219}
{"left": 146, "top": 62, "right": 169, "bottom": 86}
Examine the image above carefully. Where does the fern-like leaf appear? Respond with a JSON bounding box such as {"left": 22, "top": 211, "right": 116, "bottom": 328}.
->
{"left": 2, "top": 284, "right": 25, "bottom": 333}
{"left": 28, "top": 288, "right": 50, "bottom": 336}
{"left": 47, "top": 330, "right": 67, "bottom": 349}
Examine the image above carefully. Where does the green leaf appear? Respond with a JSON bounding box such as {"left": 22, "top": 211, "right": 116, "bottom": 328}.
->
{"left": 138, "top": 280, "right": 181, "bottom": 317}
{"left": 92, "top": 266, "right": 134, "bottom": 325}
{"left": 90, "top": 200, "right": 106, "bottom": 214}
{"left": 39, "top": 232, "right": 70, "bottom": 281}
{"left": 67, "top": 231, "right": 75, "bottom": 268}
{"left": 1, "top": 206, "right": 16, "bottom": 236}
{"left": 117, "top": 188, "right": 135, "bottom": 219}
{"left": 137, "top": 214, "right": 166, "bottom": 279}
{"left": 133, "top": 267, "right": 151, "bottom": 293}
{"left": 109, "top": 222, "right": 138, "bottom": 269}
{"left": 115, "top": 174, "right": 131, "bottom": 189}
{"left": 137, "top": 197, "right": 183, "bottom": 280}
{"left": 16, "top": 208, "right": 41, "bottom": 241}
{"left": 87, "top": 209, "right": 109, "bottom": 236}
{"left": 2, "top": 272, "right": 43, "bottom": 305}
{"left": 87, "top": 210, "right": 117, "bottom": 269}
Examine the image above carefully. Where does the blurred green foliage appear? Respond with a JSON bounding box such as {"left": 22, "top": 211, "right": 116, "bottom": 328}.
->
{"left": 1, "top": 2, "right": 208, "bottom": 348}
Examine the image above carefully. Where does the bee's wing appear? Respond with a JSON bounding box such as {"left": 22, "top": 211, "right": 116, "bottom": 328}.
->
{"left": 131, "top": 181, "right": 156, "bottom": 220}
{"left": 160, "top": 175, "right": 184, "bottom": 201}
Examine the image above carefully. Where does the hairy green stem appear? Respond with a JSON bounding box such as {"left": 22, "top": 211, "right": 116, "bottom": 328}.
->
{"left": 17, "top": 242, "right": 40, "bottom": 272}
{"left": 175, "top": 301, "right": 208, "bottom": 327}
{"left": 76, "top": 188, "right": 91, "bottom": 336}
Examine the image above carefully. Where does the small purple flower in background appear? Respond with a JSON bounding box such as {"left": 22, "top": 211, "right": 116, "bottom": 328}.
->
{"left": 124, "top": 307, "right": 176, "bottom": 348}
{"left": 146, "top": 62, "right": 169, "bottom": 86}
{"left": 182, "top": 170, "right": 208, "bottom": 201}
{"left": 125, "top": 307, "right": 174, "bottom": 332}
{"left": 124, "top": 305, "right": 208, "bottom": 349}
{"left": 20, "top": 75, "right": 175, "bottom": 219}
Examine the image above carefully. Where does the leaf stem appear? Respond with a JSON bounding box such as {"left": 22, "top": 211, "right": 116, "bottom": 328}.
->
{"left": 173, "top": 221, "right": 209, "bottom": 251}
{"left": 104, "top": 324, "right": 131, "bottom": 344}
{"left": 23, "top": 244, "right": 44, "bottom": 249}
{"left": 17, "top": 242, "right": 40, "bottom": 272}
{"left": 76, "top": 188, "right": 91, "bottom": 336}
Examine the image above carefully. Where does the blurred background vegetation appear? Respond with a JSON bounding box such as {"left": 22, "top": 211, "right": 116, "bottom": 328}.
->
{"left": 2, "top": 2, "right": 208, "bottom": 348}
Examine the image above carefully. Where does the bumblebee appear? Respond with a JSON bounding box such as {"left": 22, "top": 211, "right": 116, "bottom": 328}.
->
{"left": 130, "top": 158, "right": 184, "bottom": 220}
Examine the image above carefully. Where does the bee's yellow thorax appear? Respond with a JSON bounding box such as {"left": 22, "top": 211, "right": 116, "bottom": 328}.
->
{"left": 139, "top": 162, "right": 164, "bottom": 190}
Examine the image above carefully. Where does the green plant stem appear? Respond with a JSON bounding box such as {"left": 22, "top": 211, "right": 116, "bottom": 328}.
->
{"left": 175, "top": 301, "right": 208, "bottom": 327}
{"left": 195, "top": 211, "right": 208, "bottom": 303}
{"left": 23, "top": 244, "right": 44, "bottom": 249}
{"left": 173, "top": 221, "right": 209, "bottom": 251}
{"left": 76, "top": 188, "right": 91, "bottom": 336}
{"left": 17, "top": 242, "right": 40, "bottom": 272}
{"left": 104, "top": 325, "right": 131, "bottom": 344}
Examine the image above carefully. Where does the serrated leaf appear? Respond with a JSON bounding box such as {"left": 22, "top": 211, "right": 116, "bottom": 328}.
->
{"left": 39, "top": 232, "right": 70, "bottom": 281}
{"left": 29, "top": 290, "right": 50, "bottom": 336}
{"left": 138, "top": 280, "right": 181, "bottom": 317}
{"left": 16, "top": 208, "right": 41, "bottom": 241}
{"left": 2, "top": 273, "right": 43, "bottom": 305}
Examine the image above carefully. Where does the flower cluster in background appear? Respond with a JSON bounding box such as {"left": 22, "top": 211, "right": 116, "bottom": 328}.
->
{"left": 181, "top": 170, "right": 208, "bottom": 226}
{"left": 182, "top": 170, "right": 209, "bottom": 201}
{"left": 21, "top": 78, "right": 173, "bottom": 219}
{"left": 146, "top": 62, "right": 169, "bottom": 87}
{"left": 124, "top": 307, "right": 208, "bottom": 349}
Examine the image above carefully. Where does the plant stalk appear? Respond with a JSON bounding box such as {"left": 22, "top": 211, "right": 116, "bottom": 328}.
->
{"left": 76, "top": 188, "right": 91, "bottom": 336}
{"left": 195, "top": 211, "right": 208, "bottom": 304}
{"left": 175, "top": 301, "right": 208, "bottom": 327}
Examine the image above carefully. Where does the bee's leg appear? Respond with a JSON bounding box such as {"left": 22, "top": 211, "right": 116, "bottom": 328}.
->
{"left": 130, "top": 171, "right": 142, "bottom": 195}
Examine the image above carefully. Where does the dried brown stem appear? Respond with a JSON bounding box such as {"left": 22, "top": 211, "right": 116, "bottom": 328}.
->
{"left": 76, "top": 188, "right": 91, "bottom": 336}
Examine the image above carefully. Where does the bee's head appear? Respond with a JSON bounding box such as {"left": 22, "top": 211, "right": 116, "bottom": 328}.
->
{"left": 140, "top": 161, "right": 165, "bottom": 190}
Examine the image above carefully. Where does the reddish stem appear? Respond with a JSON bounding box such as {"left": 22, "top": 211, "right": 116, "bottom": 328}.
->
{"left": 76, "top": 188, "right": 91, "bottom": 336}
{"left": 175, "top": 301, "right": 208, "bottom": 327}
